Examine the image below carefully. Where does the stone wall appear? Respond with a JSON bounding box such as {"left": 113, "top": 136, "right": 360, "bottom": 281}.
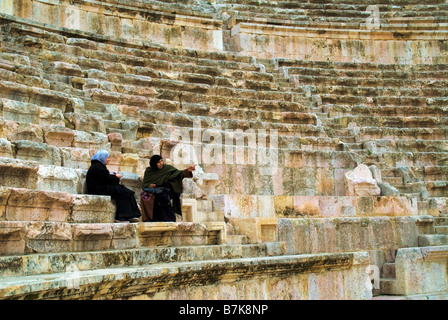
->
{"left": 0, "top": 0, "right": 224, "bottom": 52}
{"left": 229, "top": 22, "right": 448, "bottom": 64}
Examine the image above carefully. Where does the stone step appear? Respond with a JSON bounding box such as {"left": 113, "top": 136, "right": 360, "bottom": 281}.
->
{"left": 380, "top": 168, "right": 396, "bottom": 177}
{"left": 356, "top": 126, "right": 448, "bottom": 141}
{"left": 226, "top": 234, "right": 250, "bottom": 245}
{"left": 379, "top": 278, "right": 401, "bottom": 296}
{"left": 0, "top": 242, "right": 281, "bottom": 278}
{"left": 326, "top": 103, "right": 448, "bottom": 117}
{"left": 0, "top": 80, "right": 71, "bottom": 112}
{"left": 0, "top": 250, "right": 360, "bottom": 300}
{"left": 435, "top": 217, "right": 448, "bottom": 226}
{"left": 220, "top": 0, "right": 447, "bottom": 10}
{"left": 324, "top": 114, "right": 448, "bottom": 130}
{"left": 345, "top": 142, "right": 363, "bottom": 150}
{"left": 435, "top": 226, "right": 448, "bottom": 235}
{"left": 337, "top": 136, "right": 356, "bottom": 143}
{"left": 0, "top": 220, "right": 139, "bottom": 256}
{"left": 382, "top": 176, "right": 404, "bottom": 186}
{"left": 284, "top": 65, "right": 448, "bottom": 81}
{"left": 418, "top": 234, "right": 448, "bottom": 246}
{"left": 224, "top": 5, "right": 448, "bottom": 24}
{"left": 0, "top": 187, "right": 115, "bottom": 223}
{"left": 277, "top": 57, "right": 447, "bottom": 72}
{"left": 0, "top": 219, "right": 233, "bottom": 256}
{"left": 4, "top": 24, "right": 257, "bottom": 73}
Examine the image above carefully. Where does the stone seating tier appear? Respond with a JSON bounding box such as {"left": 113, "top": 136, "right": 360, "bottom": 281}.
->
{"left": 218, "top": 1, "right": 448, "bottom": 29}
{"left": 0, "top": 242, "right": 286, "bottom": 278}
{"left": 0, "top": 250, "right": 370, "bottom": 300}
{"left": 334, "top": 126, "right": 448, "bottom": 141}
{"left": 325, "top": 105, "right": 448, "bottom": 118}
{"left": 2, "top": 14, "right": 447, "bottom": 204}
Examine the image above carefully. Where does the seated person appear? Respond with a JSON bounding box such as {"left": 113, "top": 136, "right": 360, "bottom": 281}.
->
{"left": 141, "top": 155, "right": 196, "bottom": 222}
{"left": 86, "top": 149, "right": 141, "bottom": 223}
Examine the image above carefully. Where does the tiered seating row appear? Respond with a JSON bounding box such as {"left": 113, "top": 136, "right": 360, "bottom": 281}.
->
{"left": 217, "top": 0, "right": 448, "bottom": 31}
{"left": 0, "top": 22, "right": 318, "bottom": 130}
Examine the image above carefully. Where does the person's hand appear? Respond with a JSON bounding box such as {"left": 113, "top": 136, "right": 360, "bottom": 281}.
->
{"left": 116, "top": 173, "right": 123, "bottom": 179}
{"left": 187, "top": 165, "right": 196, "bottom": 172}
{"left": 149, "top": 184, "right": 156, "bottom": 188}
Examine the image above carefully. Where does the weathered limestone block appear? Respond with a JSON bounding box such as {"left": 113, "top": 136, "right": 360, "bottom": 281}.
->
{"left": 215, "top": 194, "right": 275, "bottom": 219}
{"left": 3, "top": 120, "right": 44, "bottom": 143}
{"left": 51, "top": 61, "right": 84, "bottom": 77}
{"left": 108, "top": 132, "right": 122, "bottom": 152}
{"left": 37, "top": 165, "right": 80, "bottom": 194}
{"left": 0, "top": 138, "right": 13, "bottom": 158}
{"left": 38, "top": 107, "right": 65, "bottom": 127}
{"left": 73, "top": 131, "right": 109, "bottom": 150}
{"left": 371, "top": 196, "right": 418, "bottom": 216}
{"left": 121, "top": 94, "right": 149, "bottom": 108}
{"left": 171, "top": 222, "right": 210, "bottom": 246}
{"left": 29, "top": 86, "right": 71, "bottom": 111}
{"left": 117, "top": 104, "right": 140, "bottom": 121}
{"left": 14, "top": 140, "right": 62, "bottom": 166}
{"left": 138, "top": 221, "right": 225, "bottom": 247}
{"left": 72, "top": 223, "right": 113, "bottom": 252}
{"left": 111, "top": 223, "right": 139, "bottom": 250}
{"left": 393, "top": 246, "right": 448, "bottom": 296}
{"left": 1, "top": 99, "right": 39, "bottom": 123}
{"left": 5, "top": 188, "right": 73, "bottom": 222}
{"left": 229, "top": 217, "right": 277, "bottom": 244}
{"left": 42, "top": 126, "right": 75, "bottom": 147}
{"left": 138, "top": 222, "right": 176, "bottom": 247}
{"left": 218, "top": 194, "right": 417, "bottom": 219}
{"left": 70, "top": 195, "right": 115, "bottom": 223}
{"left": 25, "top": 221, "right": 72, "bottom": 254}
{"left": 278, "top": 216, "right": 420, "bottom": 259}
{"left": 0, "top": 221, "right": 27, "bottom": 255}
{"left": 182, "top": 178, "right": 204, "bottom": 199}
{"left": 86, "top": 88, "right": 121, "bottom": 104}
{"left": 169, "top": 222, "right": 226, "bottom": 246}
{"left": 60, "top": 147, "right": 93, "bottom": 170}
{"left": 411, "top": 215, "right": 435, "bottom": 235}
{"left": 345, "top": 164, "right": 381, "bottom": 196}
{"left": 107, "top": 152, "right": 139, "bottom": 173}
{"left": 0, "top": 157, "right": 39, "bottom": 189}
{"left": 65, "top": 113, "right": 105, "bottom": 134}
{"left": 418, "top": 234, "right": 448, "bottom": 247}
{"left": 107, "top": 121, "right": 139, "bottom": 141}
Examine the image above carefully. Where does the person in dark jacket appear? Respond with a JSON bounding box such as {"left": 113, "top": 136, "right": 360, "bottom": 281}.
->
{"left": 86, "top": 150, "right": 141, "bottom": 223}
{"left": 141, "top": 155, "right": 195, "bottom": 222}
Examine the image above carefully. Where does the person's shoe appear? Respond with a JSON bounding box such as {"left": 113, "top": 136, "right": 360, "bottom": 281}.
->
{"left": 128, "top": 217, "right": 140, "bottom": 223}
{"left": 114, "top": 219, "right": 129, "bottom": 223}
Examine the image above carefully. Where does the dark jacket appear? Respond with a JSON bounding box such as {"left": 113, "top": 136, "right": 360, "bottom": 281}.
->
{"left": 86, "top": 160, "right": 141, "bottom": 220}
{"left": 86, "top": 160, "right": 122, "bottom": 197}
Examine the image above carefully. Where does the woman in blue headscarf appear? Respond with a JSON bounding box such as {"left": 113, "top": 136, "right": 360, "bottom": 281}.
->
{"left": 86, "top": 150, "right": 141, "bottom": 222}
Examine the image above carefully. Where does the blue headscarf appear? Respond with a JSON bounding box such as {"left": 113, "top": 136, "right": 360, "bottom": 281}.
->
{"left": 91, "top": 149, "right": 109, "bottom": 165}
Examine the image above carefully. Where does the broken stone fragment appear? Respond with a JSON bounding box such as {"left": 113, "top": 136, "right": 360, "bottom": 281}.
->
{"left": 345, "top": 164, "right": 381, "bottom": 196}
